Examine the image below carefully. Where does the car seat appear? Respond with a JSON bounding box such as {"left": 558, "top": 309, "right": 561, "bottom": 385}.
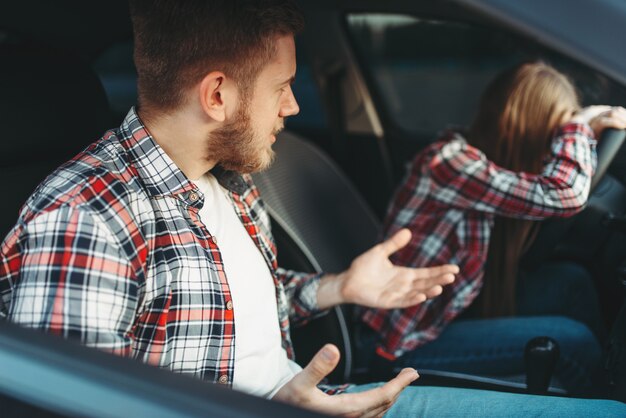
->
{"left": 0, "top": 41, "right": 114, "bottom": 238}
{"left": 252, "top": 130, "right": 566, "bottom": 395}
{"left": 253, "top": 130, "right": 381, "bottom": 383}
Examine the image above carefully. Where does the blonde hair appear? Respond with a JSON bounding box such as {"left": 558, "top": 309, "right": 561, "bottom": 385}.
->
{"left": 467, "top": 61, "right": 580, "bottom": 317}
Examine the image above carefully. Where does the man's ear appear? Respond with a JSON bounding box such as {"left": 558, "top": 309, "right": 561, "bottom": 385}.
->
{"left": 199, "top": 71, "right": 230, "bottom": 122}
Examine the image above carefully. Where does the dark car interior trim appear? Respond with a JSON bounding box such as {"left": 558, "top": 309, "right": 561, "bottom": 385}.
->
{"left": 0, "top": 321, "right": 327, "bottom": 418}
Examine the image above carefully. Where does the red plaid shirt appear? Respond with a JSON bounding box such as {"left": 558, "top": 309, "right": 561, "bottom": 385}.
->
{"left": 361, "top": 122, "right": 597, "bottom": 360}
{"left": 0, "top": 108, "right": 325, "bottom": 388}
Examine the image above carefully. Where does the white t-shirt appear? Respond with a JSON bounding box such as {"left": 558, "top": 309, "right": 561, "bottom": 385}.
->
{"left": 192, "top": 174, "right": 301, "bottom": 398}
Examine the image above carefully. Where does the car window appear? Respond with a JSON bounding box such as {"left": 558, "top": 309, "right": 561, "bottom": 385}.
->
{"left": 345, "top": 13, "right": 626, "bottom": 144}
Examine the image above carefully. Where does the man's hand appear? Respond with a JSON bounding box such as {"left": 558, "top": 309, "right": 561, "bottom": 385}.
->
{"left": 274, "top": 344, "right": 418, "bottom": 417}
{"left": 317, "top": 228, "right": 458, "bottom": 310}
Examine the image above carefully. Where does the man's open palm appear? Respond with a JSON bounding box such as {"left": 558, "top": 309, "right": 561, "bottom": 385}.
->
{"left": 274, "top": 344, "right": 418, "bottom": 417}
{"left": 340, "top": 228, "right": 458, "bottom": 309}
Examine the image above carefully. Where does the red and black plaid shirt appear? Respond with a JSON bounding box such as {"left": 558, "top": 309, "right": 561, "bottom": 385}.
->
{"left": 361, "top": 122, "right": 597, "bottom": 360}
{"left": 0, "top": 108, "right": 325, "bottom": 388}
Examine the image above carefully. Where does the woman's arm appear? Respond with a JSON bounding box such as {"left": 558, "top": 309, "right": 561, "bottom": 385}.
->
{"left": 428, "top": 122, "right": 595, "bottom": 219}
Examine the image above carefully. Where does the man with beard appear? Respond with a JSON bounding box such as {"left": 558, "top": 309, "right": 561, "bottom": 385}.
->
{"left": 1, "top": 1, "right": 624, "bottom": 416}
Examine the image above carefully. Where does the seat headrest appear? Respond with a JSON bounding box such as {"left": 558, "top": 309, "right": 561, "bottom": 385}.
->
{"left": 0, "top": 43, "right": 113, "bottom": 167}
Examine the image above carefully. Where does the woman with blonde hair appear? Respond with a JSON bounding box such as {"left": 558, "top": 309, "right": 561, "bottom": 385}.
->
{"left": 356, "top": 61, "right": 626, "bottom": 395}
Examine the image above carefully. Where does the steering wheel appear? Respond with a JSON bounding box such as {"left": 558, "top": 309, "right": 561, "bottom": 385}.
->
{"left": 521, "top": 128, "right": 626, "bottom": 269}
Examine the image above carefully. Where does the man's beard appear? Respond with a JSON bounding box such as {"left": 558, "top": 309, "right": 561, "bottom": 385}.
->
{"left": 206, "top": 100, "right": 277, "bottom": 174}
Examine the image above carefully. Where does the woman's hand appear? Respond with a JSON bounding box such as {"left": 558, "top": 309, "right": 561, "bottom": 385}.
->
{"left": 571, "top": 105, "right": 626, "bottom": 138}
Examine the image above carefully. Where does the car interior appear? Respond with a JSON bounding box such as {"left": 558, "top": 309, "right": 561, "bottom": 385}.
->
{"left": 250, "top": 129, "right": 568, "bottom": 394}
{"left": 1, "top": 0, "right": 626, "bottom": 414}
{"left": 0, "top": 320, "right": 325, "bottom": 418}
{"left": 264, "top": 0, "right": 626, "bottom": 396}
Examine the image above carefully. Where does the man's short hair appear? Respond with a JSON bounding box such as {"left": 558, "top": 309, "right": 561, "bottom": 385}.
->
{"left": 129, "top": 0, "right": 304, "bottom": 113}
